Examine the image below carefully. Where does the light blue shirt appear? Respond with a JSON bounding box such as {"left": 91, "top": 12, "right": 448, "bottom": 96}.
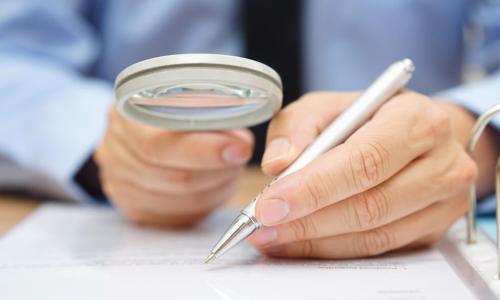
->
{"left": 0, "top": 0, "right": 499, "bottom": 208}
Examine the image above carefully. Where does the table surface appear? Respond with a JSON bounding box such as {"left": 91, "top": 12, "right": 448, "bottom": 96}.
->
{"left": 0, "top": 167, "right": 269, "bottom": 237}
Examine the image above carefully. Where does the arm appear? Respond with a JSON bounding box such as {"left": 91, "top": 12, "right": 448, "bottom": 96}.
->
{"left": 438, "top": 75, "right": 500, "bottom": 214}
{"left": 436, "top": 1, "right": 500, "bottom": 210}
{"left": 0, "top": 1, "right": 113, "bottom": 201}
{"left": 438, "top": 75, "right": 500, "bottom": 198}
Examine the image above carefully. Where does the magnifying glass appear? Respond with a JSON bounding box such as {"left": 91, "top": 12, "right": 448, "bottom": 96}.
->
{"left": 115, "top": 54, "right": 283, "bottom": 131}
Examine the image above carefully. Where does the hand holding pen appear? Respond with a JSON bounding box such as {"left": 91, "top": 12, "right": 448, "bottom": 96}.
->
{"left": 208, "top": 59, "right": 490, "bottom": 261}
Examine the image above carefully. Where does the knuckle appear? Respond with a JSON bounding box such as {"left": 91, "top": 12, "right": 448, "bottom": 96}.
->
{"left": 457, "top": 156, "right": 479, "bottom": 185}
{"left": 348, "top": 142, "right": 388, "bottom": 190}
{"left": 289, "top": 217, "right": 318, "bottom": 241}
{"left": 432, "top": 150, "right": 479, "bottom": 197}
{"left": 289, "top": 220, "right": 307, "bottom": 241}
{"left": 349, "top": 189, "right": 391, "bottom": 231}
{"left": 303, "top": 180, "right": 322, "bottom": 212}
{"left": 430, "top": 170, "right": 455, "bottom": 196}
{"left": 442, "top": 154, "right": 478, "bottom": 192}
{"left": 301, "top": 169, "right": 334, "bottom": 211}
{"left": 358, "top": 227, "right": 396, "bottom": 256}
{"left": 301, "top": 240, "right": 315, "bottom": 257}
{"left": 427, "top": 107, "right": 451, "bottom": 139}
{"left": 402, "top": 95, "right": 450, "bottom": 149}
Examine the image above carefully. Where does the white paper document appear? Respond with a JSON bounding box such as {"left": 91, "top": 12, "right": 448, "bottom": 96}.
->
{"left": 0, "top": 203, "right": 495, "bottom": 299}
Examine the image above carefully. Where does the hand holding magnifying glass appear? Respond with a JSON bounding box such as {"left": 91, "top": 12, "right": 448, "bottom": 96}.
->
{"left": 95, "top": 54, "right": 282, "bottom": 226}
{"left": 94, "top": 108, "right": 254, "bottom": 227}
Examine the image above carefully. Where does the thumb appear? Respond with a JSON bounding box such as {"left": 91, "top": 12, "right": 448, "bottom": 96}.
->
{"left": 262, "top": 92, "right": 358, "bottom": 176}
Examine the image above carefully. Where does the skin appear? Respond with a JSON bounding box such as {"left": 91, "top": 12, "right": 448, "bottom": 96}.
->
{"left": 246, "top": 91, "right": 499, "bottom": 258}
{"left": 94, "top": 108, "right": 254, "bottom": 227}
{"left": 96, "top": 91, "right": 499, "bottom": 258}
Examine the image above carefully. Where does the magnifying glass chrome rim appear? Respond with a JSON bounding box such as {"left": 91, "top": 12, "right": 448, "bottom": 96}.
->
{"left": 115, "top": 53, "right": 282, "bottom": 89}
{"left": 114, "top": 54, "right": 283, "bottom": 131}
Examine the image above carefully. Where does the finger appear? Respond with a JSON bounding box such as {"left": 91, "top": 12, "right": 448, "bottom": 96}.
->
{"left": 119, "top": 206, "right": 213, "bottom": 228}
{"left": 397, "top": 231, "right": 446, "bottom": 252}
{"left": 256, "top": 92, "right": 446, "bottom": 226}
{"left": 401, "top": 208, "right": 466, "bottom": 251}
{"left": 101, "top": 171, "right": 238, "bottom": 216}
{"left": 103, "top": 164, "right": 242, "bottom": 195}
{"left": 262, "top": 92, "right": 357, "bottom": 176}
{"left": 109, "top": 108, "right": 254, "bottom": 170}
{"left": 249, "top": 146, "right": 476, "bottom": 246}
{"left": 254, "top": 197, "right": 466, "bottom": 259}
{"left": 96, "top": 132, "right": 243, "bottom": 195}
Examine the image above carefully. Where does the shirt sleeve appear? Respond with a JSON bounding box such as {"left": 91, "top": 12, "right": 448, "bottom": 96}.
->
{"left": 0, "top": 1, "right": 113, "bottom": 202}
{"left": 436, "top": 3, "right": 500, "bottom": 215}
{"left": 437, "top": 71, "right": 500, "bottom": 130}
{"left": 436, "top": 0, "right": 500, "bottom": 129}
{"left": 436, "top": 72, "right": 500, "bottom": 216}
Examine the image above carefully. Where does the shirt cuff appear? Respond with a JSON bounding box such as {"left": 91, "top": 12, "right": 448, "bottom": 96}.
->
{"left": 0, "top": 78, "right": 115, "bottom": 203}
{"left": 43, "top": 80, "right": 113, "bottom": 203}
{"left": 436, "top": 72, "right": 500, "bottom": 130}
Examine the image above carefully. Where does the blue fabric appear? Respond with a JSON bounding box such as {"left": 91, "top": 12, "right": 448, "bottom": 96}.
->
{"left": 478, "top": 195, "right": 497, "bottom": 216}
{"left": 0, "top": 0, "right": 499, "bottom": 202}
{"left": 479, "top": 217, "right": 497, "bottom": 240}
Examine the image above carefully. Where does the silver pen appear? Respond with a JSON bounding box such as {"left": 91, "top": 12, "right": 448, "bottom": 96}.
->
{"left": 205, "top": 59, "right": 415, "bottom": 263}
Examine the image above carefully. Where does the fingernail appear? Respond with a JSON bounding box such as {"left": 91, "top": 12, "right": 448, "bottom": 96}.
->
{"left": 259, "top": 199, "right": 289, "bottom": 225}
{"left": 263, "top": 137, "right": 290, "bottom": 165}
{"left": 222, "top": 144, "right": 250, "bottom": 164}
{"left": 251, "top": 227, "right": 277, "bottom": 246}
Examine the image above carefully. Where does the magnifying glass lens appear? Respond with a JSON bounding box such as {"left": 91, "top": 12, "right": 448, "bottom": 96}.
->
{"left": 115, "top": 54, "right": 283, "bottom": 130}
{"left": 129, "top": 83, "right": 268, "bottom": 120}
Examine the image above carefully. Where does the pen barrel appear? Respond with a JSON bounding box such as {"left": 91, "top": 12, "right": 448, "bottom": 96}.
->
{"left": 243, "top": 60, "right": 414, "bottom": 217}
{"left": 209, "top": 59, "right": 414, "bottom": 261}
{"left": 279, "top": 59, "right": 414, "bottom": 179}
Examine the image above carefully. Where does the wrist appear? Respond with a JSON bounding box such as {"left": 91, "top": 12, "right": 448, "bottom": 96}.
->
{"left": 435, "top": 100, "right": 477, "bottom": 147}
{"left": 436, "top": 99, "right": 499, "bottom": 197}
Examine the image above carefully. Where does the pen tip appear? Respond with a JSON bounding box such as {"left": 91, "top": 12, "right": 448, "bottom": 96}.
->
{"left": 204, "top": 253, "right": 216, "bottom": 264}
